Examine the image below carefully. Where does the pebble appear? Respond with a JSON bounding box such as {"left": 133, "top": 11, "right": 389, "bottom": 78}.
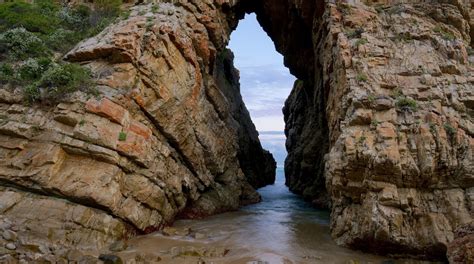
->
{"left": 0, "top": 222, "right": 12, "bottom": 230}
{"left": 2, "top": 230, "right": 17, "bottom": 241}
{"left": 66, "top": 249, "right": 83, "bottom": 261}
{"left": 193, "top": 232, "right": 206, "bottom": 239}
{"left": 5, "top": 243, "right": 16, "bottom": 250}
{"left": 135, "top": 253, "right": 161, "bottom": 262}
{"left": 162, "top": 227, "right": 177, "bottom": 236}
{"left": 109, "top": 240, "right": 128, "bottom": 252}
{"left": 175, "top": 227, "right": 190, "bottom": 236}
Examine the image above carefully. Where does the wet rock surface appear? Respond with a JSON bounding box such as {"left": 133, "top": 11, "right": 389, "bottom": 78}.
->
{"left": 281, "top": 0, "right": 474, "bottom": 260}
{"left": 0, "top": 0, "right": 275, "bottom": 261}
{"left": 447, "top": 222, "right": 474, "bottom": 263}
{"left": 0, "top": 0, "right": 472, "bottom": 262}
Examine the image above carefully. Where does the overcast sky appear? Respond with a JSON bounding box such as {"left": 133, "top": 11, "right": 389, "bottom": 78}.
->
{"left": 228, "top": 13, "right": 295, "bottom": 132}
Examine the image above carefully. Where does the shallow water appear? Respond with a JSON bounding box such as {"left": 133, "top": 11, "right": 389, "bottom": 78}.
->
{"left": 125, "top": 168, "right": 430, "bottom": 263}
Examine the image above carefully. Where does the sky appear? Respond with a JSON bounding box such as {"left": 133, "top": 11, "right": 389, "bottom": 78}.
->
{"left": 228, "top": 13, "right": 294, "bottom": 167}
{"left": 228, "top": 13, "right": 295, "bottom": 132}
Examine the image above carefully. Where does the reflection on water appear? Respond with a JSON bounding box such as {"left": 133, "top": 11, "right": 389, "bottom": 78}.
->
{"left": 173, "top": 168, "right": 386, "bottom": 263}
{"left": 127, "top": 168, "right": 427, "bottom": 263}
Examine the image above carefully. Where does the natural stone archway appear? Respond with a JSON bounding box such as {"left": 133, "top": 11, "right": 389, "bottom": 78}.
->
{"left": 239, "top": 0, "right": 474, "bottom": 260}
{"left": 0, "top": 0, "right": 472, "bottom": 262}
{"left": 236, "top": 0, "right": 474, "bottom": 260}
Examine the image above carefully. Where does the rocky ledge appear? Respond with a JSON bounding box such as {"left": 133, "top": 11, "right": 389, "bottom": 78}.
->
{"left": 282, "top": 0, "right": 474, "bottom": 261}
{"left": 0, "top": 0, "right": 472, "bottom": 262}
{"left": 0, "top": 1, "right": 275, "bottom": 261}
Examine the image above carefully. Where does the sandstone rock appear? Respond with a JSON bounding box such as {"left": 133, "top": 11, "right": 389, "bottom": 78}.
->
{"left": 447, "top": 222, "right": 474, "bottom": 263}
{"left": 162, "top": 227, "right": 177, "bottom": 237}
{"left": 135, "top": 253, "right": 162, "bottom": 263}
{"left": 109, "top": 240, "right": 128, "bottom": 252}
{"left": 0, "top": 1, "right": 276, "bottom": 261}
{"left": 5, "top": 243, "right": 16, "bottom": 250}
{"left": 283, "top": 0, "right": 473, "bottom": 261}
{"left": 2, "top": 230, "right": 17, "bottom": 242}
{"left": 174, "top": 227, "right": 191, "bottom": 237}
{"left": 172, "top": 246, "right": 229, "bottom": 258}
{"left": 0, "top": 0, "right": 471, "bottom": 262}
{"left": 193, "top": 232, "right": 207, "bottom": 239}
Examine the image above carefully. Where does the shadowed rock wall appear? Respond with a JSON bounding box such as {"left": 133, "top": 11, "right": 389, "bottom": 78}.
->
{"left": 254, "top": 0, "right": 473, "bottom": 260}
{"left": 0, "top": 0, "right": 472, "bottom": 261}
{"left": 0, "top": 1, "right": 275, "bottom": 261}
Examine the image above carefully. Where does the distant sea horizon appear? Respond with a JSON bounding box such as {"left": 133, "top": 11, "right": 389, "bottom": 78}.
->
{"left": 258, "top": 130, "right": 287, "bottom": 168}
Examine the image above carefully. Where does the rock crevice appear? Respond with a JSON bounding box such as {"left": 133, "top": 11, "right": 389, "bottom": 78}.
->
{"left": 0, "top": 0, "right": 472, "bottom": 261}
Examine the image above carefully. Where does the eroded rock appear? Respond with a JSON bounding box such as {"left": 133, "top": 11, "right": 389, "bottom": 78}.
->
{"left": 283, "top": 0, "right": 474, "bottom": 260}
{"left": 0, "top": 0, "right": 472, "bottom": 262}
{"left": 0, "top": 0, "right": 275, "bottom": 261}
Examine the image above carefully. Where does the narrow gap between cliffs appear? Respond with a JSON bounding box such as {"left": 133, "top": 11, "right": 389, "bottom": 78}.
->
{"left": 228, "top": 13, "right": 293, "bottom": 187}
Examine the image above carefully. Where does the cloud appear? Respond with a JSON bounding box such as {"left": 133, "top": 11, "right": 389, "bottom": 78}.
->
{"left": 238, "top": 65, "right": 295, "bottom": 120}
{"left": 252, "top": 115, "right": 285, "bottom": 132}
{"left": 228, "top": 13, "right": 296, "bottom": 134}
{"left": 259, "top": 131, "right": 287, "bottom": 167}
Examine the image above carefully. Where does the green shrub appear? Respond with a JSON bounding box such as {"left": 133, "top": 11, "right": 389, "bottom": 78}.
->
{"left": 367, "top": 94, "right": 376, "bottom": 103}
{"left": 394, "top": 32, "right": 413, "bottom": 42}
{"left": 0, "top": 0, "right": 60, "bottom": 34}
{"left": 0, "top": 63, "right": 13, "bottom": 76}
{"left": 433, "top": 26, "right": 456, "bottom": 41}
{"left": 355, "top": 38, "right": 368, "bottom": 47}
{"left": 59, "top": 5, "right": 91, "bottom": 30}
{"left": 151, "top": 4, "right": 159, "bottom": 14}
{"left": 89, "top": 0, "right": 122, "bottom": 27}
{"left": 356, "top": 73, "right": 368, "bottom": 82}
{"left": 0, "top": 0, "right": 123, "bottom": 104}
{"left": 0, "top": 63, "right": 14, "bottom": 83}
{"left": 346, "top": 28, "right": 364, "bottom": 39}
{"left": 45, "top": 28, "right": 82, "bottom": 53}
{"left": 23, "top": 83, "right": 41, "bottom": 102}
{"left": 390, "top": 89, "right": 403, "bottom": 98}
{"left": 121, "top": 10, "right": 131, "bottom": 20}
{"left": 337, "top": 2, "right": 352, "bottom": 15}
{"left": 443, "top": 123, "right": 456, "bottom": 137}
{"left": 39, "top": 63, "right": 91, "bottom": 91}
{"left": 395, "top": 96, "right": 418, "bottom": 111}
{"left": 0, "top": 27, "right": 48, "bottom": 59}
{"left": 118, "top": 131, "right": 127, "bottom": 141}
{"left": 468, "top": 47, "right": 474, "bottom": 56}
{"left": 371, "top": 120, "right": 380, "bottom": 127}
{"left": 0, "top": 0, "right": 123, "bottom": 56}
{"left": 24, "top": 63, "right": 93, "bottom": 102}
{"left": 95, "top": 0, "right": 122, "bottom": 17}
{"left": 19, "top": 57, "right": 52, "bottom": 81}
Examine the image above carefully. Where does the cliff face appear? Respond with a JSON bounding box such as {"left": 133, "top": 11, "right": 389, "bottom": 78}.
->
{"left": 0, "top": 0, "right": 472, "bottom": 262}
{"left": 0, "top": 1, "right": 275, "bottom": 260}
{"left": 278, "top": 0, "right": 474, "bottom": 260}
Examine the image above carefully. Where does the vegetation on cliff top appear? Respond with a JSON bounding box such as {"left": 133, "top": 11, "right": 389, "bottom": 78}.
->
{"left": 0, "top": 0, "right": 122, "bottom": 103}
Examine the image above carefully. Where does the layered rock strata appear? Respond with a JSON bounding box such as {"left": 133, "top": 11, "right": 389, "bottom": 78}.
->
{"left": 0, "top": 0, "right": 472, "bottom": 261}
{"left": 280, "top": 0, "right": 474, "bottom": 260}
{"left": 0, "top": 1, "right": 275, "bottom": 261}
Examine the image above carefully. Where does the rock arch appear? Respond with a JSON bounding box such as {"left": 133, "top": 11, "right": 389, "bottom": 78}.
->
{"left": 0, "top": 0, "right": 472, "bottom": 261}
{"left": 234, "top": 0, "right": 474, "bottom": 260}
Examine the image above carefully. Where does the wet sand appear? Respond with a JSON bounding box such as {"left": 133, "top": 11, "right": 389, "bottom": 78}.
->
{"left": 118, "top": 169, "right": 436, "bottom": 264}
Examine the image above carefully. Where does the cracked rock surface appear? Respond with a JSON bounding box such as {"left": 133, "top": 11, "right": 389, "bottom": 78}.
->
{"left": 0, "top": 0, "right": 473, "bottom": 262}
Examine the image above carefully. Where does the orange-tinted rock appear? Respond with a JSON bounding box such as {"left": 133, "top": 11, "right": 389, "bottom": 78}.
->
{"left": 284, "top": 1, "right": 473, "bottom": 261}
{"left": 86, "top": 98, "right": 129, "bottom": 126}
{"left": 128, "top": 120, "right": 152, "bottom": 140}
